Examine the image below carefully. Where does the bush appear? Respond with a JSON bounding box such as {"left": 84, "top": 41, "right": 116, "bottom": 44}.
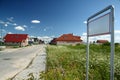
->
{"left": 115, "top": 43, "right": 119, "bottom": 47}
{"left": 102, "top": 42, "right": 110, "bottom": 46}
{"left": 41, "top": 44, "right": 120, "bottom": 80}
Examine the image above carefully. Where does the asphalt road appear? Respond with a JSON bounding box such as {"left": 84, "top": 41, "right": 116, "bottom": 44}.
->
{"left": 0, "top": 45, "right": 45, "bottom": 80}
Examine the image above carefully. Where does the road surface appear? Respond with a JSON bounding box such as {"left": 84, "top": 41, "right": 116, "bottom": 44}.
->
{"left": 0, "top": 45, "right": 46, "bottom": 80}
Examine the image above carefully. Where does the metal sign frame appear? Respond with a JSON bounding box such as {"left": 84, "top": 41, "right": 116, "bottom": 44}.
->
{"left": 86, "top": 5, "right": 114, "bottom": 80}
{"left": 88, "top": 12, "right": 111, "bottom": 36}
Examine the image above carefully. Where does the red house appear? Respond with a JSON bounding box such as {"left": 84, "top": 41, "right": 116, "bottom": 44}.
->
{"left": 96, "top": 40, "right": 108, "bottom": 44}
{"left": 50, "top": 33, "right": 82, "bottom": 45}
{"left": 4, "top": 34, "right": 29, "bottom": 46}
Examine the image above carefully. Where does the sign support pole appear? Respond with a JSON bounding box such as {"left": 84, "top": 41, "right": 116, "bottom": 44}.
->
{"left": 86, "top": 5, "right": 114, "bottom": 80}
{"left": 86, "top": 21, "right": 89, "bottom": 80}
{"left": 110, "top": 6, "right": 114, "bottom": 80}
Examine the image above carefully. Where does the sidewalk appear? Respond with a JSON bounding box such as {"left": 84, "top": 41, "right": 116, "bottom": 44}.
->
{"left": 12, "top": 45, "right": 46, "bottom": 80}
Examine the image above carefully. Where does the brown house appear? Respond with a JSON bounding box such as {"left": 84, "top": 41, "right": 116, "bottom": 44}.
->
{"left": 96, "top": 40, "right": 108, "bottom": 44}
{"left": 4, "top": 34, "right": 29, "bottom": 46}
{"left": 50, "top": 33, "right": 82, "bottom": 45}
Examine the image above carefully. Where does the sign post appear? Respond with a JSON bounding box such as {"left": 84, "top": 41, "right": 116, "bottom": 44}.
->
{"left": 86, "top": 5, "right": 114, "bottom": 80}
{"left": 110, "top": 6, "right": 114, "bottom": 80}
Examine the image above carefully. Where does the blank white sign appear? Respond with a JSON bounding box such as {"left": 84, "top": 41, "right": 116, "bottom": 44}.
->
{"left": 88, "top": 13, "right": 111, "bottom": 36}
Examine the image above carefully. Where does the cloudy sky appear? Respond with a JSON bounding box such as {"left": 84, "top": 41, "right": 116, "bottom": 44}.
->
{"left": 0, "top": 0, "right": 120, "bottom": 42}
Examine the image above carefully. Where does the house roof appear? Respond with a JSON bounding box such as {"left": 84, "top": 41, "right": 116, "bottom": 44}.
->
{"left": 56, "top": 33, "right": 82, "bottom": 42}
{"left": 96, "top": 40, "right": 108, "bottom": 43}
{"left": 51, "top": 38, "right": 57, "bottom": 42}
{"left": 4, "top": 34, "right": 28, "bottom": 42}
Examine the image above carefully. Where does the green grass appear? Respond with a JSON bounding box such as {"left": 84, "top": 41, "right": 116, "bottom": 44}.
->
{"left": 40, "top": 44, "right": 120, "bottom": 80}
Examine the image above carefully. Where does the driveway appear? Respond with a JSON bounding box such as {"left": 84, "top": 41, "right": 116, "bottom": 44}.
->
{"left": 0, "top": 45, "right": 46, "bottom": 80}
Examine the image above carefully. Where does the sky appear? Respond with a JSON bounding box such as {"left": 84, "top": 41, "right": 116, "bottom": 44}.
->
{"left": 0, "top": 0, "right": 120, "bottom": 42}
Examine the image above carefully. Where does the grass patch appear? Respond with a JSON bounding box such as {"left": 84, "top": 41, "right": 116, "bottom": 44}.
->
{"left": 40, "top": 44, "right": 120, "bottom": 80}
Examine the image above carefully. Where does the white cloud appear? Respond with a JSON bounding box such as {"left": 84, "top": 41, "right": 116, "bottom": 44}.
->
{"left": 30, "top": 26, "right": 34, "bottom": 28}
{"left": 0, "top": 20, "right": 4, "bottom": 24}
{"left": 82, "top": 32, "right": 87, "bottom": 36}
{"left": 29, "top": 35, "right": 36, "bottom": 38}
{"left": 6, "top": 22, "right": 11, "bottom": 24}
{"left": 6, "top": 22, "right": 17, "bottom": 26}
{"left": 1, "top": 29, "right": 6, "bottom": 33}
{"left": 81, "top": 30, "right": 120, "bottom": 43}
{"left": 23, "top": 25, "right": 27, "bottom": 28}
{"left": 8, "top": 32, "right": 12, "bottom": 34}
{"left": 31, "top": 20, "right": 40, "bottom": 23}
{"left": 0, "top": 20, "right": 8, "bottom": 27}
{"left": 4, "top": 22, "right": 12, "bottom": 27}
{"left": 30, "top": 35, "right": 55, "bottom": 44}
{"left": 6, "top": 22, "right": 18, "bottom": 26}
{"left": 7, "top": 17, "right": 14, "bottom": 22}
{"left": 44, "top": 29, "right": 46, "bottom": 31}
{"left": 15, "top": 26, "right": 25, "bottom": 31}
{"left": 38, "top": 36, "right": 55, "bottom": 44}
{"left": 4, "top": 24, "right": 8, "bottom": 27}
{"left": 115, "top": 30, "right": 120, "bottom": 34}
{"left": 114, "top": 30, "right": 120, "bottom": 43}
{"left": 83, "top": 21, "right": 87, "bottom": 24}
{"left": 13, "top": 23, "right": 17, "bottom": 26}
{"left": 0, "top": 20, "right": 16, "bottom": 27}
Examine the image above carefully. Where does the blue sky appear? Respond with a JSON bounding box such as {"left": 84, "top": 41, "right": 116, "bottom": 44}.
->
{"left": 0, "top": 0, "right": 120, "bottom": 41}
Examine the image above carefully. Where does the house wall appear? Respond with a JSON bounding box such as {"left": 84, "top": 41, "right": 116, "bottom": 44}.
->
{"left": 56, "top": 41, "right": 81, "bottom": 45}
{"left": 21, "top": 38, "right": 29, "bottom": 46}
{"left": 5, "top": 42, "right": 21, "bottom": 46}
{"left": 5, "top": 38, "right": 29, "bottom": 47}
